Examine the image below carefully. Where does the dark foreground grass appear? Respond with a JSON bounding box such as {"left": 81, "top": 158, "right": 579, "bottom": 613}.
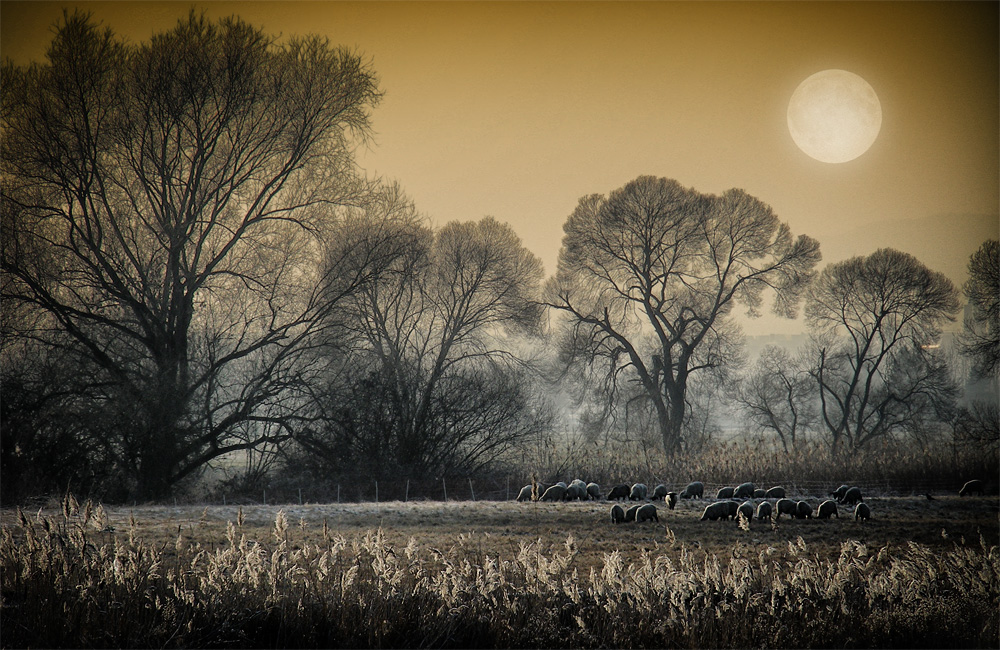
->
{"left": 2, "top": 498, "right": 998, "bottom": 649}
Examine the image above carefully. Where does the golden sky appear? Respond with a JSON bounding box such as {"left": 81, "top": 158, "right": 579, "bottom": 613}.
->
{"left": 3, "top": 1, "right": 998, "bottom": 335}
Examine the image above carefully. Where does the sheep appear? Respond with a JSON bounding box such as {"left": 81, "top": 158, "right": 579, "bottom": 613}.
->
{"left": 586, "top": 482, "right": 602, "bottom": 500}
{"left": 569, "top": 479, "right": 587, "bottom": 493}
{"left": 515, "top": 484, "right": 533, "bottom": 502}
{"left": 774, "top": 498, "right": 797, "bottom": 520}
{"left": 794, "top": 501, "right": 813, "bottom": 519}
{"left": 700, "top": 501, "right": 732, "bottom": 521}
{"left": 556, "top": 481, "right": 569, "bottom": 489}
{"left": 726, "top": 500, "right": 740, "bottom": 519}
{"left": 680, "top": 482, "right": 704, "bottom": 499}
{"left": 540, "top": 484, "right": 567, "bottom": 502}
{"left": 666, "top": 492, "right": 678, "bottom": 510}
{"left": 959, "top": 479, "right": 985, "bottom": 497}
{"left": 831, "top": 485, "right": 850, "bottom": 502}
{"left": 756, "top": 501, "right": 773, "bottom": 521}
{"left": 854, "top": 502, "right": 871, "bottom": 522}
{"left": 734, "top": 482, "right": 756, "bottom": 499}
{"left": 611, "top": 504, "right": 625, "bottom": 524}
{"left": 629, "top": 483, "right": 648, "bottom": 501}
{"left": 737, "top": 501, "right": 755, "bottom": 523}
{"left": 716, "top": 486, "right": 735, "bottom": 499}
{"left": 753, "top": 489, "right": 766, "bottom": 499}
{"left": 651, "top": 484, "right": 669, "bottom": 501}
{"left": 563, "top": 484, "right": 587, "bottom": 501}
{"left": 607, "top": 484, "right": 630, "bottom": 501}
{"left": 764, "top": 486, "right": 786, "bottom": 499}
{"left": 624, "top": 504, "right": 640, "bottom": 522}
{"left": 636, "top": 503, "right": 659, "bottom": 523}
{"left": 842, "top": 487, "right": 863, "bottom": 506}
{"left": 816, "top": 500, "right": 839, "bottom": 519}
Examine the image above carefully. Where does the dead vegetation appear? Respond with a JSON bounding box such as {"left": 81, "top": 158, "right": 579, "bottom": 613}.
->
{"left": 2, "top": 493, "right": 998, "bottom": 648}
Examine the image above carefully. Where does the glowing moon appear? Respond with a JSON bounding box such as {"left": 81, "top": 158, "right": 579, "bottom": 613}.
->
{"left": 787, "top": 69, "right": 882, "bottom": 163}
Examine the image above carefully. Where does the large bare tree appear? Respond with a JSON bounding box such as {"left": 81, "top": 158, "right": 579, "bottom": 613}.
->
{"left": 548, "top": 176, "right": 820, "bottom": 455}
{"left": 805, "top": 248, "right": 960, "bottom": 452}
{"left": 1, "top": 12, "right": 383, "bottom": 499}
{"left": 298, "top": 204, "right": 549, "bottom": 479}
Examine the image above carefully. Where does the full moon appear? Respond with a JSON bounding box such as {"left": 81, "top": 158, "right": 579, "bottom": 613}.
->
{"left": 787, "top": 69, "right": 882, "bottom": 163}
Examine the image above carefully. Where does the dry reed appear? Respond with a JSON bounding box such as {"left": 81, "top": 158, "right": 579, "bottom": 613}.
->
{"left": 2, "top": 494, "right": 998, "bottom": 648}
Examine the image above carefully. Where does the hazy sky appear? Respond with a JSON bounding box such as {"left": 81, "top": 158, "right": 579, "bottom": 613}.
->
{"left": 3, "top": 1, "right": 998, "bottom": 335}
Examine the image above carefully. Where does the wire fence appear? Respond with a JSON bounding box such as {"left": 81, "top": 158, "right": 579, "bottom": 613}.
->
{"left": 206, "top": 474, "right": 988, "bottom": 507}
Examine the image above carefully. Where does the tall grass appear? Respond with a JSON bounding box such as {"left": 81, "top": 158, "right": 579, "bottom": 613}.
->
{"left": 3, "top": 496, "right": 998, "bottom": 648}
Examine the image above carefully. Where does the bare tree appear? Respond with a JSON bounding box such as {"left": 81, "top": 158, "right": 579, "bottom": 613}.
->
{"left": 805, "top": 248, "right": 960, "bottom": 453}
{"left": 297, "top": 207, "right": 549, "bottom": 478}
{"left": 959, "top": 239, "right": 999, "bottom": 380}
{"left": 1, "top": 12, "right": 383, "bottom": 500}
{"left": 733, "top": 345, "right": 816, "bottom": 452}
{"left": 547, "top": 176, "right": 820, "bottom": 456}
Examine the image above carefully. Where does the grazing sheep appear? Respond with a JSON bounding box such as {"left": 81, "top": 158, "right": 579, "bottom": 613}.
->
{"left": 959, "top": 479, "right": 985, "bottom": 497}
{"left": 831, "top": 485, "right": 850, "bottom": 502}
{"left": 700, "top": 501, "right": 732, "bottom": 521}
{"left": 586, "top": 482, "right": 602, "bottom": 500}
{"left": 607, "top": 484, "right": 630, "bottom": 501}
{"left": 636, "top": 503, "right": 659, "bottom": 523}
{"left": 556, "top": 481, "right": 569, "bottom": 489}
{"left": 816, "top": 500, "right": 839, "bottom": 519}
{"left": 774, "top": 498, "right": 797, "bottom": 520}
{"left": 854, "top": 502, "right": 871, "bottom": 522}
{"left": 842, "top": 487, "right": 863, "bottom": 506}
{"left": 753, "top": 489, "right": 766, "bottom": 499}
{"left": 726, "top": 500, "right": 740, "bottom": 519}
{"left": 680, "top": 482, "right": 704, "bottom": 499}
{"left": 666, "top": 492, "right": 678, "bottom": 510}
{"left": 652, "top": 484, "right": 669, "bottom": 501}
{"left": 756, "top": 501, "right": 773, "bottom": 521}
{"left": 629, "top": 483, "right": 648, "bottom": 501}
{"left": 716, "top": 486, "right": 735, "bottom": 499}
{"left": 734, "top": 482, "right": 756, "bottom": 499}
{"left": 516, "top": 485, "right": 533, "bottom": 502}
{"left": 540, "top": 484, "right": 567, "bottom": 502}
{"left": 764, "top": 486, "right": 786, "bottom": 499}
{"left": 624, "top": 505, "right": 640, "bottom": 523}
{"left": 737, "top": 501, "right": 755, "bottom": 523}
{"left": 611, "top": 504, "right": 625, "bottom": 524}
{"left": 794, "top": 501, "right": 812, "bottom": 519}
{"left": 563, "top": 484, "right": 587, "bottom": 501}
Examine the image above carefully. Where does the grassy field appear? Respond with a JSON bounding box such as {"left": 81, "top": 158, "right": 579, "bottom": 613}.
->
{"left": 2, "top": 490, "right": 998, "bottom": 648}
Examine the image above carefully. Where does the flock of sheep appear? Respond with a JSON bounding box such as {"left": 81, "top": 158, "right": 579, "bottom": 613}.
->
{"left": 515, "top": 478, "right": 988, "bottom": 526}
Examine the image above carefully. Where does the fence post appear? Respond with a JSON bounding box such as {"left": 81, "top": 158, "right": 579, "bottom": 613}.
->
{"left": 375, "top": 480, "right": 379, "bottom": 504}
{"left": 469, "top": 478, "right": 476, "bottom": 501}
{"left": 223, "top": 494, "right": 226, "bottom": 506}
{"left": 298, "top": 488, "right": 302, "bottom": 505}
{"left": 442, "top": 478, "right": 448, "bottom": 501}
{"left": 263, "top": 490, "right": 266, "bottom": 505}
{"left": 405, "top": 479, "right": 410, "bottom": 502}
{"left": 337, "top": 484, "right": 340, "bottom": 504}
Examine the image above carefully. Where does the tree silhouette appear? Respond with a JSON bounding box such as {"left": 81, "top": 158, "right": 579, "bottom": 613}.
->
{"left": 298, "top": 200, "right": 549, "bottom": 479}
{"left": 806, "top": 248, "right": 960, "bottom": 452}
{"left": 1, "top": 12, "right": 382, "bottom": 499}
{"left": 548, "top": 176, "right": 820, "bottom": 456}
{"left": 959, "top": 239, "right": 999, "bottom": 379}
